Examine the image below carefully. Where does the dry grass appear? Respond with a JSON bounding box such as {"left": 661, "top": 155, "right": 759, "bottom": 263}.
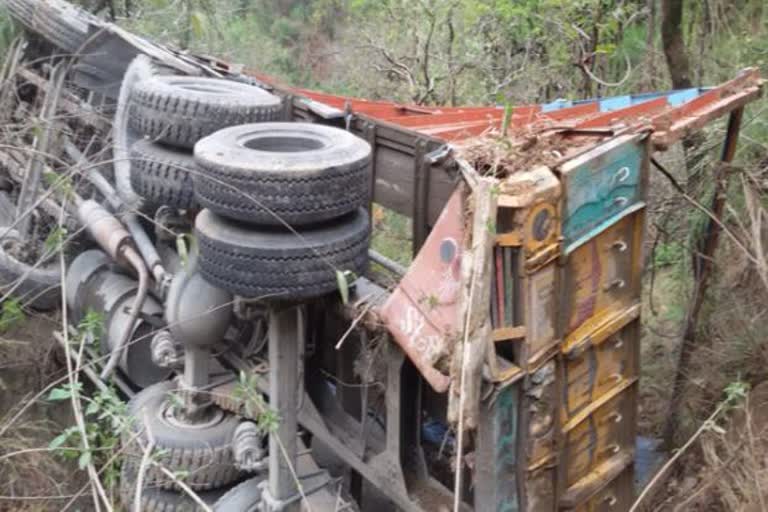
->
{"left": 0, "top": 317, "right": 89, "bottom": 511}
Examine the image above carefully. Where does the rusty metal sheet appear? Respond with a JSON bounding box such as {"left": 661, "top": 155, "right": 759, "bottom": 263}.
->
{"left": 562, "top": 320, "right": 640, "bottom": 421}
{"left": 561, "top": 382, "right": 637, "bottom": 490}
{"left": 561, "top": 210, "right": 645, "bottom": 341}
{"left": 379, "top": 188, "right": 465, "bottom": 393}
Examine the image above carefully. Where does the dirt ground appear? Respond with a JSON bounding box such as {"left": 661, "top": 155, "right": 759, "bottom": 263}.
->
{"left": 0, "top": 312, "right": 90, "bottom": 511}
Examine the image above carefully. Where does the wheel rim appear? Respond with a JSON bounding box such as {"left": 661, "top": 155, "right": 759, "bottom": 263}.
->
{"left": 160, "top": 401, "right": 225, "bottom": 430}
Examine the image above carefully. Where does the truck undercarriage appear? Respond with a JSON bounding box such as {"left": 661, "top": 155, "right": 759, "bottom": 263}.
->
{"left": 0, "top": 2, "right": 764, "bottom": 511}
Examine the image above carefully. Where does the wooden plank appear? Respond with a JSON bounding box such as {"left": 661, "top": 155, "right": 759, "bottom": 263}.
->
{"left": 496, "top": 232, "right": 523, "bottom": 246}
{"left": 493, "top": 325, "right": 526, "bottom": 342}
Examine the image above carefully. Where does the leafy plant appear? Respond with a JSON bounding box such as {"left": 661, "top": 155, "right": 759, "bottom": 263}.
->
{"left": 653, "top": 241, "right": 685, "bottom": 268}
{"left": 0, "top": 298, "right": 25, "bottom": 332}
{"left": 233, "top": 371, "right": 280, "bottom": 434}
{"left": 43, "top": 226, "right": 68, "bottom": 254}
{"left": 48, "top": 385, "right": 130, "bottom": 485}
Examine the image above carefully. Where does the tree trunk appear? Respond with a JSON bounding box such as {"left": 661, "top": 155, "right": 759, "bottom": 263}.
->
{"left": 645, "top": 0, "right": 657, "bottom": 89}
{"left": 661, "top": 0, "right": 692, "bottom": 89}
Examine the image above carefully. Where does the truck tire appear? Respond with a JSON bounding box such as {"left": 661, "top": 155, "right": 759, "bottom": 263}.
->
{"left": 120, "top": 463, "right": 229, "bottom": 512}
{"left": 212, "top": 476, "right": 264, "bottom": 512}
{"left": 195, "top": 208, "right": 370, "bottom": 300}
{"left": 0, "top": 229, "right": 61, "bottom": 311}
{"left": 128, "top": 76, "right": 282, "bottom": 149}
{"left": 122, "top": 381, "right": 242, "bottom": 491}
{"left": 130, "top": 139, "right": 198, "bottom": 210}
{"left": 194, "top": 123, "right": 371, "bottom": 226}
{"left": 114, "top": 55, "right": 155, "bottom": 209}
{"left": 9, "top": 0, "right": 95, "bottom": 54}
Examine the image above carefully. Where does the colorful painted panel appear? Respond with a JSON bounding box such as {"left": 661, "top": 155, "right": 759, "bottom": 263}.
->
{"left": 562, "top": 320, "right": 640, "bottom": 420}
{"left": 561, "top": 134, "right": 647, "bottom": 251}
{"left": 572, "top": 466, "right": 634, "bottom": 512}
{"left": 562, "top": 382, "right": 637, "bottom": 489}
{"left": 561, "top": 210, "right": 645, "bottom": 339}
{"left": 380, "top": 188, "right": 465, "bottom": 393}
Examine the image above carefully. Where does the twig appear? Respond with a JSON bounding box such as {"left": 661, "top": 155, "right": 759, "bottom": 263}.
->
{"left": 630, "top": 400, "right": 728, "bottom": 511}
{"left": 58, "top": 195, "right": 112, "bottom": 512}
{"left": 134, "top": 412, "right": 156, "bottom": 512}
{"left": 453, "top": 265, "right": 477, "bottom": 512}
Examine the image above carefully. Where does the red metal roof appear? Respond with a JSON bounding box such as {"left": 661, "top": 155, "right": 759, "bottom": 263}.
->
{"left": 254, "top": 68, "right": 763, "bottom": 147}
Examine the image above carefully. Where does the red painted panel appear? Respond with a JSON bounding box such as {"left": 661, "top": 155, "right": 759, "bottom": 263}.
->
{"left": 379, "top": 188, "right": 466, "bottom": 393}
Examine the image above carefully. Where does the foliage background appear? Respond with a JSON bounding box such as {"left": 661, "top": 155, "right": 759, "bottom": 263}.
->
{"left": 0, "top": 0, "right": 767, "bottom": 509}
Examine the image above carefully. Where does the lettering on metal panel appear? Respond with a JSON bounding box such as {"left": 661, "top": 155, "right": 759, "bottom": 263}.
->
{"left": 380, "top": 189, "right": 465, "bottom": 393}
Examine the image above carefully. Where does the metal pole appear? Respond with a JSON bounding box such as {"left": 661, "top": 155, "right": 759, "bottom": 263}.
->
{"left": 267, "top": 304, "right": 301, "bottom": 512}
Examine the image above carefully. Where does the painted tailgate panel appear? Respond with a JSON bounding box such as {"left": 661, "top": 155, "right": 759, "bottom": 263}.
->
{"left": 561, "top": 210, "right": 645, "bottom": 340}
{"left": 561, "top": 135, "right": 647, "bottom": 252}
{"left": 562, "top": 320, "right": 640, "bottom": 421}
{"left": 562, "top": 383, "right": 638, "bottom": 489}
{"left": 572, "top": 467, "right": 635, "bottom": 512}
{"left": 379, "top": 188, "right": 465, "bottom": 393}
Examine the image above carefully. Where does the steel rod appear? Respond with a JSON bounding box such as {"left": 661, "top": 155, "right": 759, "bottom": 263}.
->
{"left": 267, "top": 304, "right": 301, "bottom": 512}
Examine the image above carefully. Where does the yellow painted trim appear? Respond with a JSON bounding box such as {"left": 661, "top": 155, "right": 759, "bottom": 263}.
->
{"left": 527, "top": 453, "right": 558, "bottom": 472}
{"left": 562, "top": 378, "right": 637, "bottom": 433}
{"left": 563, "top": 303, "right": 641, "bottom": 355}
{"left": 491, "top": 361, "right": 524, "bottom": 384}
{"left": 496, "top": 232, "right": 523, "bottom": 246}
{"left": 560, "top": 450, "right": 634, "bottom": 508}
{"left": 493, "top": 325, "right": 527, "bottom": 341}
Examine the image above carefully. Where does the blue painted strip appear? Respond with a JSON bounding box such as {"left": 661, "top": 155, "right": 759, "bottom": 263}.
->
{"left": 564, "top": 202, "right": 646, "bottom": 255}
{"left": 666, "top": 88, "right": 701, "bottom": 106}
{"left": 599, "top": 95, "right": 632, "bottom": 112}
{"left": 539, "top": 86, "right": 710, "bottom": 113}
{"left": 541, "top": 99, "right": 572, "bottom": 112}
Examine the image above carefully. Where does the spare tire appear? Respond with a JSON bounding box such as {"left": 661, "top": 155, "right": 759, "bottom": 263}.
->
{"left": 129, "top": 76, "right": 282, "bottom": 149}
{"left": 130, "top": 139, "right": 198, "bottom": 210}
{"left": 194, "top": 123, "right": 371, "bottom": 226}
{"left": 195, "top": 208, "right": 370, "bottom": 300}
{"left": 0, "top": 229, "right": 61, "bottom": 311}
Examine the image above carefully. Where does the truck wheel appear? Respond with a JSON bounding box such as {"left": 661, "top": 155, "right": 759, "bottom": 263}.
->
{"left": 0, "top": 229, "right": 61, "bottom": 311}
{"left": 122, "top": 381, "right": 242, "bottom": 491}
{"left": 128, "top": 76, "right": 282, "bottom": 149}
{"left": 7, "top": 0, "right": 95, "bottom": 54}
{"left": 212, "top": 476, "right": 264, "bottom": 512}
{"left": 194, "top": 123, "right": 371, "bottom": 226}
{"left": 130, "top": 139, "right": 198, "bottom": 210}
{"left": 120, "top": 463, "right": 229, "bottom": 512}
{"left": 195, "top": 208, "right": 370, "bottom": 301}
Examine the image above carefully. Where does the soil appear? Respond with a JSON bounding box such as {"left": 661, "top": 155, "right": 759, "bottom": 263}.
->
{"left": 0, "top": 313, "right": 89, "bottom": 511}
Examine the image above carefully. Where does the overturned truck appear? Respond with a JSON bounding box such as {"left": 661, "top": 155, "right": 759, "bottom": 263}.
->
{"left": 0, "top": 1, "right": 764, "bottom": 510}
